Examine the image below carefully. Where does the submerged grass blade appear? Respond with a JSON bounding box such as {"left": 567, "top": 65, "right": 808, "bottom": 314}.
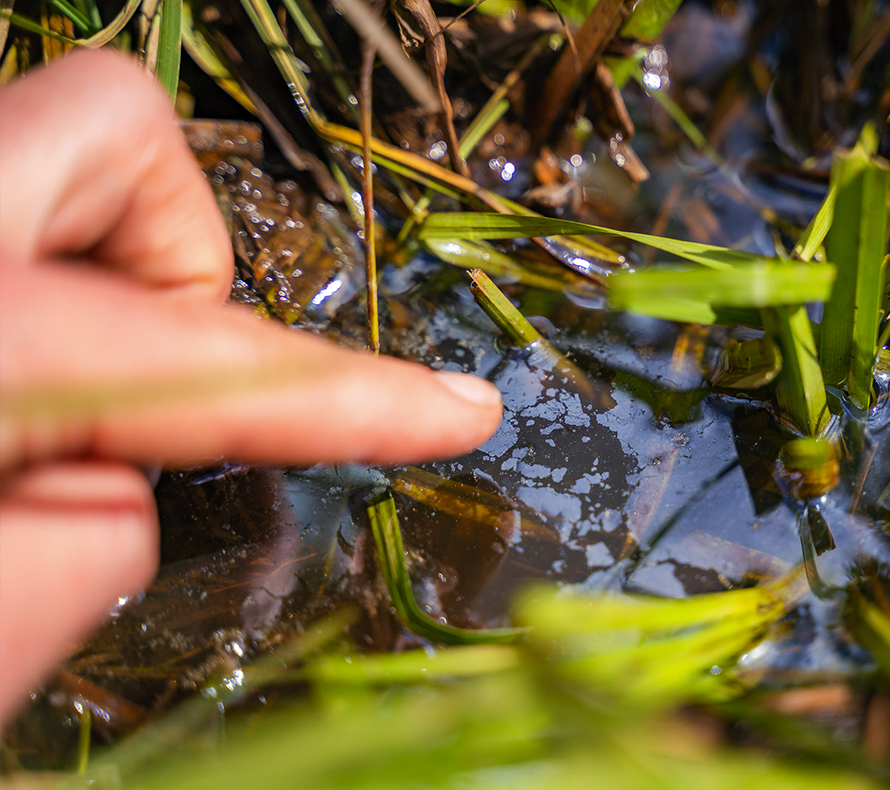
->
{"left": 421, "top": 237, "right": 602, "bottom": 298}
{"left": 468, "top": 269, "right": 600, "bottom": 398}
{"left": 367, "top": 494, "right": 523, "bottom": 644}
{"left": 710, "top": 336, "right": 782, "bottom": 389}
{"left": 391, "top": 466, "right": 558, "bottom": 543}
{"left": 821, "top": 137, "right": 890, "bottom": 409}
{"left": 847, "top": 588, "right": 890, "bottom": 674}
{"left": 419, "top": 212, "right": 791, "bottom": 270}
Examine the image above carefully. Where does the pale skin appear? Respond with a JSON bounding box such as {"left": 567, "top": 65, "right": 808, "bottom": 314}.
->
{"left": 0, "top": 50, "right": 503, "bottom": 728}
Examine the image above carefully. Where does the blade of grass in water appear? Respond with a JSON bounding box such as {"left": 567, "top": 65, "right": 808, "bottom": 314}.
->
{"left": 762, "top": 306, "right": 831, "bottom": 436}
{"left": 608, "top": 262, "right": 835, "bottom": 311}
{"left": 754, "top": 161, "right": 840, "bottom": 435}
{"left": 517, "top": 566, "right": 810, "bottom": 705}
{"left": 468, "top": 269, "right": 602, "bottom": 399}
{"left": 60, "top": 570, "right": 880, "bottom": 790}
{"left": 307, "top": 643, "right": 520, "bottom": 685}
{"left": 419, "top": 212, "right": 792, "bottom": 270}
{"left": 820, "top": 132, "right": 890, "bottom": 410}
{"left": 367, "top": 494, "right": 522, "bottom": 644}
{"left": 467, "top": 268, "right": 542, "bottom": 347}
{"left": 847, "top": 587, "right": 890, "bottom": 674}
{"left": 391, "top": 466, "right": 558, "bottom": 543}
{"left": 421, "top": 237, "right": 602, "bottom": 299}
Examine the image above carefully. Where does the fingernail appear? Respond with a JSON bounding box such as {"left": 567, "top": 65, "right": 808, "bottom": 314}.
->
{"left": 435, "top": 371, "right": 502, "bottom": 407}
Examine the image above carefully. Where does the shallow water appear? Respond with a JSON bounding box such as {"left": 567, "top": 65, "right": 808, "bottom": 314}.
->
{"left": 4, "top": 0, "right": 889, "bottom": 769}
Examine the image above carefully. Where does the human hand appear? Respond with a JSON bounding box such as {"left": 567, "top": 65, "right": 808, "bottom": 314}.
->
{"left": 0, "top": 50, "right": 502, "bottom": 727}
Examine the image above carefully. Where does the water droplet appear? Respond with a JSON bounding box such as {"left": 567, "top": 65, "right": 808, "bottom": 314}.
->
{"left": 642, "top": 71, "right": 663, "bottom": 91}
{"left": 428, "top": 140, "right": 448, "bottom": 160}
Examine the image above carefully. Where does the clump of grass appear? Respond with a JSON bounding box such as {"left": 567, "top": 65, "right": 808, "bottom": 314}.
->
{"left": 53, "top": 557, "right": 884, "bottom": 790}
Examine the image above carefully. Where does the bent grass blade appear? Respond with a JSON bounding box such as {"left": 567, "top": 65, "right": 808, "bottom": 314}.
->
{"left": 366, "top": 494, "right": 523, "bottom": 644}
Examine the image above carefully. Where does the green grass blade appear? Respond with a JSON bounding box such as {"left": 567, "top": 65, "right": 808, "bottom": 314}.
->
{"left": 155, "top": 0, "right": 182, "bottom": 100}
{"left": 608, "top": 262, "right": 835, "bottom": 312}
{"left": 49, "top": 0, "right": 94, "bottom": 34}
{"left": 421, "top": 237, "right": 602, "bottom": 298}
{"left": 307, "top": 644, "right": 520, "bottom": 685}
{"left": 281, "top": 0, "right": 359, "bottom": 117}
{"left": 821, "top": 140, "right": 890, "bottom": 409}
{"left": 72, "top": 0, "right": 102, "bottom": 30}
{"left": 762, "top": 306, "right": 830, "bottom": 436}
{"left": 238, "top": 0, "right": 320, "bottom": 125}
{"left": 1, "top": 9, "right": 78, "bottom": 43}
{"left": 794, "top": 183, "right": 836, "bottom": 262}
{"left": 367, "top": 494, "right": 523, "bottom": 644}
{"left": 619, "top": 0, "right": 683, "bottom": 39}
{"left": 467, "top": 268, "right": 542, "bottom": 347}
{"left": 633, "top": 66, "right": 731, "bottom": 178}
{"left": 517, "top": 567, "right": 810, "bottom": 705}
{"left": 847, "top": 588, "right": 890, "bottom": 675}
{"left": 419, "top": 212, "right": 787, "bottom": 270}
